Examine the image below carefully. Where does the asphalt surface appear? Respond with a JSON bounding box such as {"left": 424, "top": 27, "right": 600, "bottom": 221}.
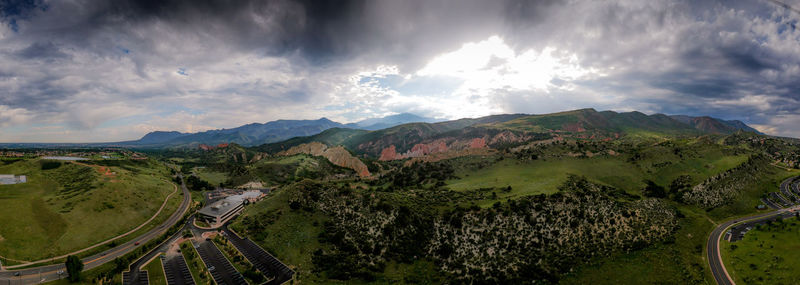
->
{"left": 707, "top": 176, "right": 800, "bottom": 285}
{"left": 0, "top": 173, "right": 192, "bottom": 284}
{"left": 122, "top": 217, "right": 195, "bottom": 285}
{"left": 195, "top": 240, "right": 247, "bottom": 285}
{"left": 222, "top": 227, "right": 295, "bottom": 285}
{"left": 163, "top": 254, "right": 194, "bottom": 285}
{"left": 779, "top": 177, "right": 799, "bottom": 202}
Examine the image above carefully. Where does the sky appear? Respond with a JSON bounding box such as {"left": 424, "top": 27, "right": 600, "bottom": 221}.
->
{"left": 0, "top": 0, "right": 799, "bottom": 142}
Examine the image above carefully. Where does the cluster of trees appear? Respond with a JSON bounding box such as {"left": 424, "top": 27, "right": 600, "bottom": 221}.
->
{"left": 681, "top": 155, "right": 772, "bottom": 208}
{"left": 282, "top": 176, "right": 677, "bottom": 283}
{"left": 371, "top": 161, "right": 455, "bottom": 189}
{"left": 428, "top": 175, "right": 678, "bottom": 283}
{"left": 185, "top": 175, "right": 215, "bottom": 191}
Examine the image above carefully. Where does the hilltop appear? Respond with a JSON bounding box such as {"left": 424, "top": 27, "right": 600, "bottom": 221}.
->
{"left": 258, "top": 108, "right": 763, "bottom": 160}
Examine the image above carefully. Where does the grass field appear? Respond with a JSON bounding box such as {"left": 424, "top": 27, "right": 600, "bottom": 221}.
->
{"left": 0, "top": 159, "right": 175, "bottom": 261}
{"left": 722, "top": 216, "right": 800, "bottom": 284}
{"left": 446, "top": 150, "right": 749, "bottom": 203}
{"left": 144, "top": 256, "right": 167, "bottom": 285}
{"left": 193, "top": 167, "right": 228, "bottom": 187}
{"left": 446, "top": 157, "right": 646, "bottom": 198}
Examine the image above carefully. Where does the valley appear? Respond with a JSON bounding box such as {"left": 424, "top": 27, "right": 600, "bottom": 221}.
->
{"left": 1, "top": 108, "right": 799, "bottom": 284}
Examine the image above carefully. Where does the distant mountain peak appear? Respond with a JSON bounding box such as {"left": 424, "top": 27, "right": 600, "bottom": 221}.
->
{"left": 668, "top": 115, "right": 763, "bottom": 135}
{"left": 349, "top": 112, "right": 439, "bottom": 130}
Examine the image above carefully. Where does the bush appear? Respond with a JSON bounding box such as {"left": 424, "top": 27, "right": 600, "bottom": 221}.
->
{"left": 40, "top": 160, "right": 62, "bottom": 170}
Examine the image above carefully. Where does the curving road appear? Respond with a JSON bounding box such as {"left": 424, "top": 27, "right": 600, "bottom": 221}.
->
{"left": 707, "top": 176, "right": 800, "bottom": 285}
{"left": 0, "top": 173, "right": 191, "bottom": 284}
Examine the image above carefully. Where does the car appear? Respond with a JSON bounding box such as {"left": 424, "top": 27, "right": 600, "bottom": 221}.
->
{"left": 208, "top": 266, "right": 216, "bottom": 271}
{"left": 13, "top": 272, "right": 20, "bottom": 276}
{"left": 134, "top": 242, "right": 140, "bottom": 245}
{"left": 57, "top": 270, "right": 64, "bottom": 275}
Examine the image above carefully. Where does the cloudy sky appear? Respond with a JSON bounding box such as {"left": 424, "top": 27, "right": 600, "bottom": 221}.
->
{"left": 1, "top": 0, "right": 799, "bottom": 142}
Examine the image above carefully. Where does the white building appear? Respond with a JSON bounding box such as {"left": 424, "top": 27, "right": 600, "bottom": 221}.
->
{"left": 0, "top": 174, "right": 26, "bottom": 185}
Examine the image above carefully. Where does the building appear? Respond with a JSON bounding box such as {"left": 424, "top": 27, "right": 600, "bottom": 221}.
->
{"left": 0, "top": 174, "right": 26, "bottom": 185}
{"left": 197, "top": 196, "right": 246, "bottom": 226}
{"left": 196, "top": 189, "right": 267, "bottom": 226}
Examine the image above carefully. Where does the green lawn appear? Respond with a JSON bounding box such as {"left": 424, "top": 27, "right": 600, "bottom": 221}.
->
{"left": 144, "top": 256, "right": 167, "bottom": 285}
{"left": 722, "top": 216, "right": 800, "bottom": 284}
{"left": 0, "top": 159, "right": 176, "bottom": 261}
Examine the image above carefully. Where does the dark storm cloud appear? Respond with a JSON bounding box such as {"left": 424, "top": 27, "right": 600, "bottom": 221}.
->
{"left": 1, "top": 0, "right": 800, "bottom": 141}
{"left": 14, "top": 41, "right": 68, "bottom": 60}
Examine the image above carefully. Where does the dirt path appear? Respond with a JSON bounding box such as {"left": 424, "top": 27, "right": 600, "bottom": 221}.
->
{"left": 1, "top": 180, "right": 179, "bottom": 268}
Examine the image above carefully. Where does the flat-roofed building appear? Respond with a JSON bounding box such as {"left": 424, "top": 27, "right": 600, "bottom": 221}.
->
{"left": 197, "top": 196, "right": 245, "bottom": 226}
{"left": 0, "top": 174, "right": 26, "bottom": 185}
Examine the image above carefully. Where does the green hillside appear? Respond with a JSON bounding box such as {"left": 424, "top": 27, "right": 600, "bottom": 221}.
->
{"left": 225, "top": 130, "right": 800, "bottom": 284}
{"left": 0, "top": 158, "right": 178, "bottom": 261}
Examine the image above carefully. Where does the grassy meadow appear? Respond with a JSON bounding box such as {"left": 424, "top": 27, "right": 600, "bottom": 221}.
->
{"left": 193, "top": 167, "right": 228, "bottom": 187}
{"left": 0, "top": 158, "right": 176, "bottom": 261}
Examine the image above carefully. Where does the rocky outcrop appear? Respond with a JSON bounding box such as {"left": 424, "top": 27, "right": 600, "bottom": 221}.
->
{"left": 379, "top": 137, "right": 492, "bottom": 161}
{"left": 378, "top": 139, "right": 449, "bottom": 161}
{"left": 280, "top": 142, "right": 371, "bottom": 177}
{"left": 379, "top": 145, "right": 399, "bottom": 161}
{"left": 469, "top": 138, "right": 486, "bottom": 148}
{"left": 198, "top": 143, "right": 230, "bottom": 151}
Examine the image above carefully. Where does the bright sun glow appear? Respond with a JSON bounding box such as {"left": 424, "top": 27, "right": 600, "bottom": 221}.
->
{"left": 416, "top": 35, "right": 596, "bottom": 93}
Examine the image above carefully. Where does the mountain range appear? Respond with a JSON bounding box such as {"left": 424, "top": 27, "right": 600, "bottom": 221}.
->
{"left": 122, "top": 113, "right": 438, "bottom": 148}
{"left": 0, "top": 110, "right": 764, "bottom": 149}
{"left": 257, "top": 108, "right": 766, "bottom": 159}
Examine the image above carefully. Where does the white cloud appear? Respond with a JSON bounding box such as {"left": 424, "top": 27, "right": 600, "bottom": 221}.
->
{"left": 0, "top": 105, "right": 34, "bottom": 127}
{"left": 417, "top": 36, "right": 599, "bottom": 93}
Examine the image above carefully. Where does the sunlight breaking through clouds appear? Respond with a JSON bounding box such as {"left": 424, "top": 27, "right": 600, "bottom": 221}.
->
{"left": 417, "top": 36, "right": 600, "bottom": 93}
{"left": 345, "top": 36, "right": 603, "bottom": 120}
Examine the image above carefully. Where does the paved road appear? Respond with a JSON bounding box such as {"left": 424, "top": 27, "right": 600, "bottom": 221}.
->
{"left": 0, "top": 173, "right": 191, "bottom": 284}
{"left": 707, "top": 176, "right": 800, "bottom": 285}
{"left": 780, "top": 177, "right": 799, "bottom": 202}
{"left": 123, "top": 216, "right": 195, "bottom": 285}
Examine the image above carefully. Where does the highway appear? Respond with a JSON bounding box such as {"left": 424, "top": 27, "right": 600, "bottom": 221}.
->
{"left": 0, "top": 173, "right": 191, "bottom": 284}
{"left": 707, "top": 176, "right": 800, "bottom": 285}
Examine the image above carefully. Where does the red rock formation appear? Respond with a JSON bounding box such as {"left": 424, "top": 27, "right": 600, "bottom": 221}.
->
{"left": 379, "top": 145, "right": 399, "bottom": 161}
{"left": 199, "top": 144, "right": 213, "bottom": 151}
{"left": 280, "top": 142, "right": 371, "bottom": 178}
{"left": 469, "top": 138, "right": 487, "bottom": 148}
{"left": 217, "top": 143, "right": 229, "bottom": 148}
